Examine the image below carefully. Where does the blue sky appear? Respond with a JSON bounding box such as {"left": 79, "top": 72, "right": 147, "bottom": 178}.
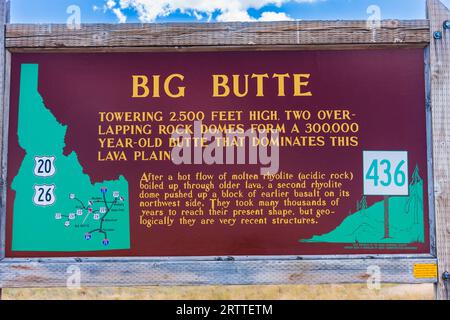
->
{"left": 10, "top": 0, "right": 450, "bottom": 24}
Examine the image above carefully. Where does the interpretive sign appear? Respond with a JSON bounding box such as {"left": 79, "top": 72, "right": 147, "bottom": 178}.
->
{"left": 5, "top": 50, "right": 429, "bottom": 257}
{"left": 3, "top": 0, "right": 450, "bottom": 297}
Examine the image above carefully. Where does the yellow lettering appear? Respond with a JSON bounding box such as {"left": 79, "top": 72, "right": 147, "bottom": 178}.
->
{"left": 152, "top": 75, "right": 161, "bottom": 98}
{"left": 294, "top": 74, "right": 312, "bottom": 97}
{"left": 273, "top": 73, "right": 290, "bottom": 97}
{"left": 132, "top": 75, "right": 150, "bottom": 98}
{"left": 251, "top": 73, "right": 269, "bottom": 97}
{"left": 232, "top": 75, "right": 249, "bottom": 98}
{"left": 213, "top": 75, "right": 230, "bottom": 97}
{"left": 164, "top": 74, "right": 185, "bottom": 98}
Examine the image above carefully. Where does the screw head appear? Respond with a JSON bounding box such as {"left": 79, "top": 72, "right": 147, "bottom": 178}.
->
{"left": 434, "top": 31, "right": 443, "bottom": 40}
{"left": 443, "top": 271, "right": 450, "bottom": 281}
{"left": 444, "top": 20, "right": 450, "bottom": 30}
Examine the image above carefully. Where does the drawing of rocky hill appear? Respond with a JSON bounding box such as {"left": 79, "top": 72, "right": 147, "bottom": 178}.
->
{"left": 301, "top": 166, "right": 424, "bottom": 244}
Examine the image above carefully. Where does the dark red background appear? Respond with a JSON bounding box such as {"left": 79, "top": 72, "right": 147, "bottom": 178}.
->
{"left": 6, "top": 49, "right": 430, "bottom": 257}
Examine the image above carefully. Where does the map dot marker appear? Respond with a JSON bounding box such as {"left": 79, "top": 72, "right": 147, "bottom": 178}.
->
{"left": 85, "top": 233, "right": 92, "bottom": 241}
{"left": 102, "top": 239, "right": 110, "bottom": 246}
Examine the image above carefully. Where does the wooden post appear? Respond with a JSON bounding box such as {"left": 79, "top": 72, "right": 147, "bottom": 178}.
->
{"left": 427, "top": 0, "right": 450, "bottom": 300}
{"left": 0, "top": 0, "right": 9, "bottom": 265}
{"left": 0, "top": 1, "right": 8, "bottom": 301}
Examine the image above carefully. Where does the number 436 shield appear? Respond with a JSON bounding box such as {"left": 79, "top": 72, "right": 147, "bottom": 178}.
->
{"left": 33, "top": 185, "right": 56, "bottom": 206}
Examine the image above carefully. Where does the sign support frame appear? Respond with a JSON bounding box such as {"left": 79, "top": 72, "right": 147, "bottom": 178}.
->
{"left": 427, "top": 0, "right": 450, "bottom": 300}
{"left": 0, "top": 0, "right": 447, "bottom": 300}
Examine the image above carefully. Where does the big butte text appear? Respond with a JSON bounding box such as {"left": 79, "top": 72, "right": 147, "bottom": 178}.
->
{"left": 132, "top": 73, "right": 313, "bottom": 98}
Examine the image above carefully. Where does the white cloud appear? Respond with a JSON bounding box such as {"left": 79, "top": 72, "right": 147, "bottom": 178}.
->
{"left": 258, "top": 11, "right": 293, "bottom": 21}
{"left": 216, "top": 9, "right": 254, "bottom": 22}
{"left": 216, "top": 9, "right": 294, "bottom": 22}
{"left": 104, "top": 0, "right": 315, "bottom": 23}
{"left": 113, "top": 8, "right": 127, "bottom": 23}
{"left": 192, "top": 11, "right": 203, "bottom": 21}
{"left": 106, "top": 0, "right": 117, "bottom": 9}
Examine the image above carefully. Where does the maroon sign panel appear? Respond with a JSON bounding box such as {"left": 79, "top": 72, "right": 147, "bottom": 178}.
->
{"left": 6, "top": 49, "right": 430, "bottom": 258}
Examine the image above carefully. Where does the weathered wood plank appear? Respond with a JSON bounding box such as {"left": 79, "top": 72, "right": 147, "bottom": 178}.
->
{"left": 0, "top": 258, "right": 437, "bottom": 288}
{"left": 0, "top": 0, "right": 9, "bottom": 261}
{"left": 427, "top": 0, "right": 450, "bottom": 300}
{"left": 5, "top": 20, "right": 430, "bottom": 49}
{"left": 7, "top": 44, "right": 432, "bottom": 53}
{"left": 425, "top": 46, "right": 438, "bottom": 258}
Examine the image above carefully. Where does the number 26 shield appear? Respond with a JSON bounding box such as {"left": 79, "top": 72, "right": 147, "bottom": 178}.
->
{"left": 33, "top": 185, "right": 56, "bottom": 206}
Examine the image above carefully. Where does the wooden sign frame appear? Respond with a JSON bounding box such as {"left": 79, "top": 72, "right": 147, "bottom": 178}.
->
{"left": 0, "top": 0, "right": 449, "bottom": 300}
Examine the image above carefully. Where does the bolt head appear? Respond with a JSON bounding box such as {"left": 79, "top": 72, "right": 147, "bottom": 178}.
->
{"left": 434, "top": 31, "right": 443, "bottom": 40}
{"left": 444, "top": 20, "right": 450, "bottom": 30}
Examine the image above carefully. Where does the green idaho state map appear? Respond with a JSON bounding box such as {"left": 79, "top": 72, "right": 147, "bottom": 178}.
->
{"left": 301, "top": 166, "right": 425, "bottom": 244}
{"left": 11, "top": 64, "right": 130, "bottom": 252}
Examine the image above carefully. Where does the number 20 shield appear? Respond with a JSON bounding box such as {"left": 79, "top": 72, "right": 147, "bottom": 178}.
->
{"left": 34, "top": 156, "right": 56, "bottom": 177}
